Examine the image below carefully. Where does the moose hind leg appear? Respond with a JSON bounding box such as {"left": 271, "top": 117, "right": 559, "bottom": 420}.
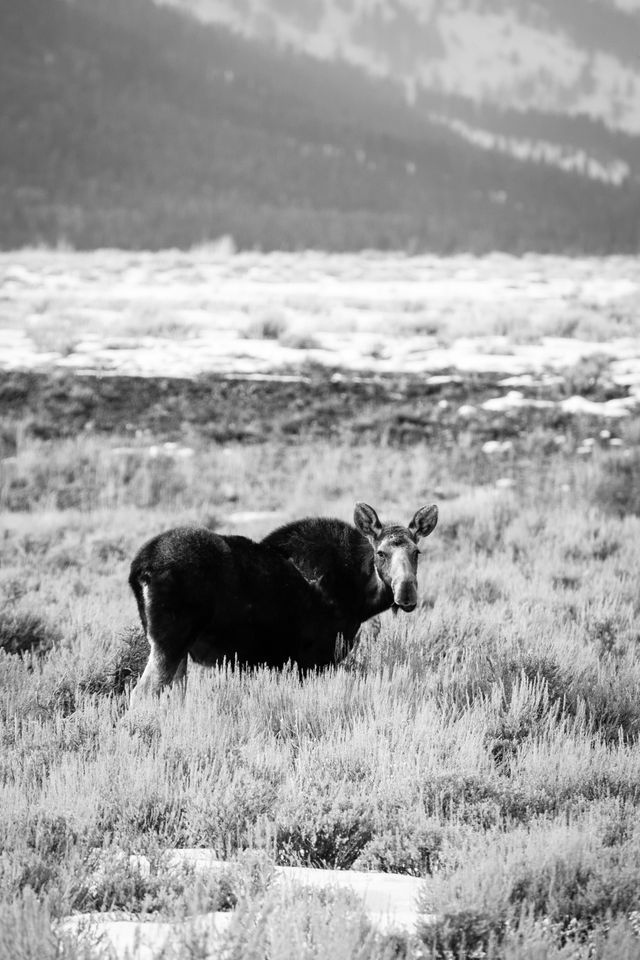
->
{"left": 131, "top": 635, "right": 187, "bottom": 705}
{"left": 129, "top": 581, "right": 193, "bottom": 707}
{"left": 130, "top": 639, "right": 168, "bottom": 703}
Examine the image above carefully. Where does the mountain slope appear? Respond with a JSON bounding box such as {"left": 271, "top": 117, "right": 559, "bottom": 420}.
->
{"left": 158, "top": 0, "right": 640, "bottom": 135}
{"left": 1, "top": 0, "right": 639, "bottom": 251}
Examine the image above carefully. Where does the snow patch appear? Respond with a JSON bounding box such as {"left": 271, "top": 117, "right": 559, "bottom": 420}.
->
{"left": 482, "top": 391, "right": 554, "bottom": 412}
{"left": 431, "top": 114, "right": 630, "bottom": 185}
{"left": 59, "top": 850, "right": 435, "bottom": 958}
{"left": 560, "top": 395, "right": 635, "bottom": 418}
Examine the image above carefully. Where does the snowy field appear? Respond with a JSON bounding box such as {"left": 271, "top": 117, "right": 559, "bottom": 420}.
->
{"left": 1, "top": 250, "right": 640, "bottom": 387}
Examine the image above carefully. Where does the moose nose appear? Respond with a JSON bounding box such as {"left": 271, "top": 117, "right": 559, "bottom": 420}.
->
{"left": 393, "top": 581, "right": 417, "bottom": 612}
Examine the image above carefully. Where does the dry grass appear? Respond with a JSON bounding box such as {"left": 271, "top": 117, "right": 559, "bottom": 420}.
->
{"left": 2, "top": 432, "right": 640, "bottom": 957}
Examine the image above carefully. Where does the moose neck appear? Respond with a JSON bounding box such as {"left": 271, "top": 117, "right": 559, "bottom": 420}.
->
{"left": 361, "top": 558, "right": 394, "bottom": 618}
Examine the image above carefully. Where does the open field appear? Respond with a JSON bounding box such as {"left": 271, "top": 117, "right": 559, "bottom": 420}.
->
{"left": 2, "top": 249, "right": 640, "bottom": 381}
{"left": 2, "top": 252, "right": 640, "bottom": 958}
{"left": 2, "top": 250, "right": 640, "bottom": 454}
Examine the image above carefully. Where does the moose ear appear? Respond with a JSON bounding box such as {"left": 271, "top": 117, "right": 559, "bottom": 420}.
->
{"left": 354, "top": 502, "right": 383, "bottom": 541}
{"left": 408, "top": 504, "right": 438, "bottom": 541}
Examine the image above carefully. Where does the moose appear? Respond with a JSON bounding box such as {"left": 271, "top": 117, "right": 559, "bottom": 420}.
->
{"left": 128, "top": 502, "right": 438, "bottom": 703}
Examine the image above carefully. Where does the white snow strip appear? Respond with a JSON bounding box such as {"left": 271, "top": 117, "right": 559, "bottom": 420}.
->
{"left": 161, "top": 850, "right": 430, "bottom": 934}
{"left": 59, "top": 852, "right": 435, "bottom": 959}
{"left": 482, "top": 391, "right": 555, "bottom": 412}
{"left": 430, "top": 114, "right": 630, "bottom": 185}
{"left": 4, "top": 327, "right": 640, "bottom": 382}
{"left": 59, "top": 911, "right": 233, "bottom": 960}
{"left": 481, "top": 390, "right": 638, "bottom": 418}
{"left": 560, "top": 395, "right": 635, "bottom": 417}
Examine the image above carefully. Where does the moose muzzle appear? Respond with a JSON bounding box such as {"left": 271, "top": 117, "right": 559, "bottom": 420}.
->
{"left": 392, "top": 578, "right": 418, "bottom": 612}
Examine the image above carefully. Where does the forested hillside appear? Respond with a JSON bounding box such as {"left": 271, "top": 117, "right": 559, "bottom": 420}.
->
{"left": 163, "top": 0, "right": 640, "bottom": 134}
{"left": 1, "top": 0, "right": 639, "bottom": 251}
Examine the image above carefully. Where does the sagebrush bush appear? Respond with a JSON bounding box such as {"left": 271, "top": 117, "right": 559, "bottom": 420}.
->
{"left": 0, "top": 610, "right": 60, "bottom": 657}
{"left": 0, "top": 890, "right": 61, "bottom": 960}
{"left": 79, "top": 624, "right": 149, "bottom": 697}
{"left": 353, "top": 823, "right": 443, "bottom": 876}
{"left": 243, "top": 310, "right": 290, "bottom": 341}
{"left": 595, "top": 451, "right": 640, "bottom": 517}
{"left": 275, "top": 795, "right": 374, "bottom": 869}
{"left": 423, "top": 820, "right": 640, "bottom": 957}
{"left": 74, "top": 849, "right": 236, "bottom": 916}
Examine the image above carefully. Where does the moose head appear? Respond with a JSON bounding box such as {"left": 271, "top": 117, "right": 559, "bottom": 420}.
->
{"left": 354, "top": 502, "right": 438, "bottom": 612}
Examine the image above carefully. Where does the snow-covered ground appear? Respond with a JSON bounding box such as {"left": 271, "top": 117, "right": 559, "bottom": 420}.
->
{"left": 59, "top": 849, "right": 432, "bottom": 959}
{"left": 1, "top": 251, "right": 640, "bottom": 401}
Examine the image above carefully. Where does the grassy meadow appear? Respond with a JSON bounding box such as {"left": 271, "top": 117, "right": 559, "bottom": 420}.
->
{"left": 2, "top": 418, "right": 640, "bottom": 959}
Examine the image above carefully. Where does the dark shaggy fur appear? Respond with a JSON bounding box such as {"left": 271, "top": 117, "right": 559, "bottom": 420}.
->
{"left": 262, "top": 517, "right": 390, "bottom": 648}
{"left": 129, "top": 526, "right": 344, "bottom": 699}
